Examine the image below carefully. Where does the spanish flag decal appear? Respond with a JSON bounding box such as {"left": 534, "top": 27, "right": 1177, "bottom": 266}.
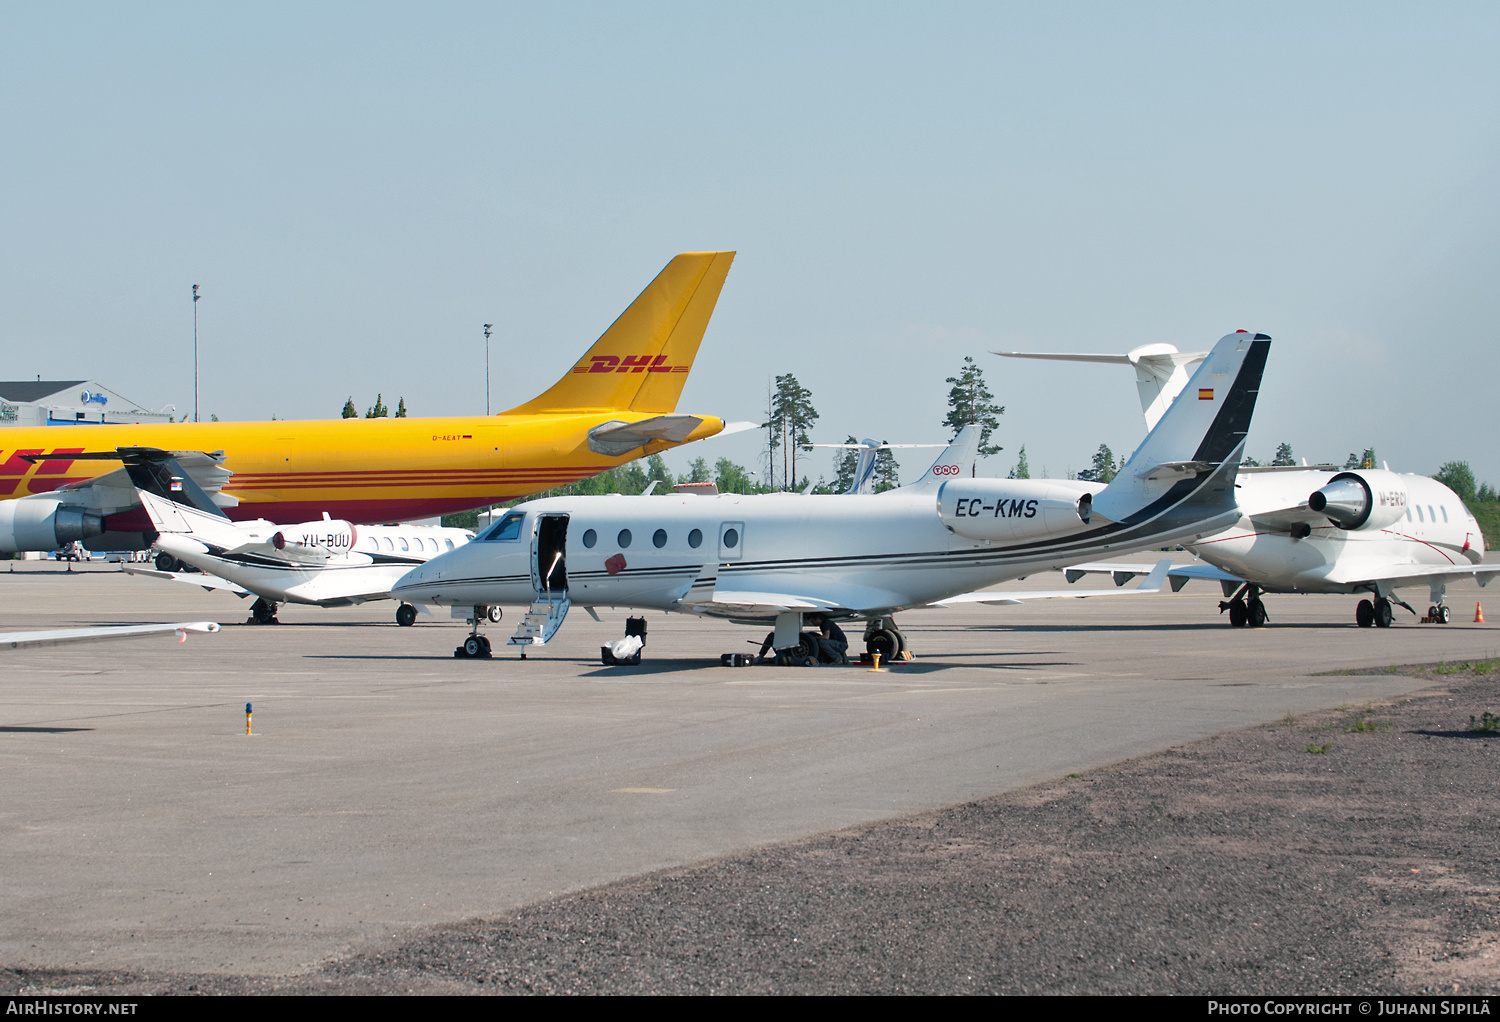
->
{"left": 1198, "top": 388, "right": 1214, "bottom": 401}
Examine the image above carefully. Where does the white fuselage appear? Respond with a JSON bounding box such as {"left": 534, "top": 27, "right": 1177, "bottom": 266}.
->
{"left": 1191, "top": 471, "right": 1485, "bottom": 594}
{"left": 160, "top": 522, "right": 474, "bottom": 607}
{"left": 394, "top": 478, "right": 1240, "bottom": 621}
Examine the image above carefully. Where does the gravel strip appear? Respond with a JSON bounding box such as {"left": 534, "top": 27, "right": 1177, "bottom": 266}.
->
{"left": 9, "top": 667, "right": 1498, "bottom": 996}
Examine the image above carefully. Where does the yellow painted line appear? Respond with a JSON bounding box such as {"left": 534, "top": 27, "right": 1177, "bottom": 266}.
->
{"left": 612, "top": 787, "right": 675, "bottom": 794}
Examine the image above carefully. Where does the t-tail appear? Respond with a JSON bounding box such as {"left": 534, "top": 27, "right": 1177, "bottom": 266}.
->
{"left": 1090, "top": 331, "right": 1271, "bottom": 530}
{"left": 901, "top": 424, "right": 981, "bottom": 491}
{"left": 505, "top": 251, "right": 736, "bottom": 416}
{"left": 137, "top": 488, "right": 244, "bottom": 547}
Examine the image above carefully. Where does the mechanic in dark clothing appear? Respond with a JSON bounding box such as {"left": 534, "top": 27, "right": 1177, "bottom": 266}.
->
{"left": 804, "top": 613, "right": 849, "bottom": 664}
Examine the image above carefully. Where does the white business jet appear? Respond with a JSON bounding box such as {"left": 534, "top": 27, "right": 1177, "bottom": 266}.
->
{"left": 1000, "top": 344, "right": 1496, "bottom": 628}
{"left": 126, "top": 488, "right": 474, "bottom": 625}
{"left": 391, "top": 331, "right": 1271, "bottom": 658}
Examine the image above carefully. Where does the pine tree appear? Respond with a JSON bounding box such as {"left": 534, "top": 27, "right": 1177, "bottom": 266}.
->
{"left": 395, "top": 397, "right": 407, "bottom": 418}
{"left": 1007, "top": 445, "right": 1030, "bottom": 480}
{"left": 833, "top": 436, "right": 860, "bottom": 493}
{"left": 943, "top": 356, "right": 1004, "bottom": 458}
{"left": 1077, "top": 444, "right": 1118, "bottom": 483}
{"left": 366, "top": 394, "right": 389, "bottom": 418}
{"left": 873, "top": 442, "right": 900, "bottom": 492}
{"left": 1271, "top": 442, "right": 1295, "bottom": 467}
{"left": 341, "top": 398, "right": 357, "bottom": 419}
{"left": 763, "top": 374, "right": 818, "bottom": 490}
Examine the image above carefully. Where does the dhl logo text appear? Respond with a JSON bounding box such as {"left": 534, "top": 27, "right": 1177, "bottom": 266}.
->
{"left": 572, "top": 355, "right": 689, "bottom": 374}
{"left": 0, "top": 449, "right": 86, "bottom": 496}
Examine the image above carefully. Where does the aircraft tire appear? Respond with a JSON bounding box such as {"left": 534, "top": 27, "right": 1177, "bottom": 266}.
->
{"left": 1439, "top": 605, "right": 1452, "bottom": 624}
{"left": 1374, "top": 599, "right": 1393, "bottom": 628}
{"left": 1227, "top": 600, "right": 1248, "bottom": 627}
{"left": 1356, "top": 599, "right": 1375, "bottom": 628}
{"left": 1248, "top": 600, "right": 1267, "bottom": 627}
{"left": 486, "top": 606, "right": 503, "bottom": 623}
{"left": 396, "top": 603, "right": 417, "bottom": 627}
{"left": 463, "top": 635, "right": 485, "bottom": 657}
{"left": 865, "top": 629, "right": 900, "bottom": 661}
{"left": 155, "top": 552, "right": 178, "bottom": 573}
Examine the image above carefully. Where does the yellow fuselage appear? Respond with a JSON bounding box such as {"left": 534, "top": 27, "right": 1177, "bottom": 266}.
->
{"left": 0, "top": 412, "right": 724, "bottom": 527}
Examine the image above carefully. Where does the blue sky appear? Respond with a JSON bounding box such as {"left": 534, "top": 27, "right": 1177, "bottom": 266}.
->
{"left": 4, "top": 3, "right": 1497, "bottom": 486}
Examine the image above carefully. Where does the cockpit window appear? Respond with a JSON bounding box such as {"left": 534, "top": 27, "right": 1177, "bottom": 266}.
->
{"left": 478, "top": 512, "right": 526, "bottom": 542}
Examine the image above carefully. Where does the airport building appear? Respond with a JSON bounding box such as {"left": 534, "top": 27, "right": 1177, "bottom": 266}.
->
{"left": 0, "top": 379, "right": 171, "bottom": 427}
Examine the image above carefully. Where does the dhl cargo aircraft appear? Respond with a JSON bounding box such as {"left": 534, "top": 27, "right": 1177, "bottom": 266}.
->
{"left": 0, "top": 252, "right": 738, "bottom": 553}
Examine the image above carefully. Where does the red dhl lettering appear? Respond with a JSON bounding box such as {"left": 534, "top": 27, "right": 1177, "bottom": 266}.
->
{"left": 573, "top": 354, "right": 683, "bottom": 374}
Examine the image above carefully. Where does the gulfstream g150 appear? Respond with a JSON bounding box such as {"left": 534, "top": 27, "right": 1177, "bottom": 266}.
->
{"left": 0, "top": 252, "right": 738, "bottom": 554}
{"left": 392, "top": 331, "right": 1272, "bottom": 659}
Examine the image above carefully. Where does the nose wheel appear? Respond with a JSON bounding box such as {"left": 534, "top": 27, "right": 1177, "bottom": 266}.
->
{"left": 395, "top": 602, "right": 417, "bottom": 627}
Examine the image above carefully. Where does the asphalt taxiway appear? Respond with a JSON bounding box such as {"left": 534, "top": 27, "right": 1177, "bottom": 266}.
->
{"left": 2, "top": 561, "right": 1495, "bottom": 976}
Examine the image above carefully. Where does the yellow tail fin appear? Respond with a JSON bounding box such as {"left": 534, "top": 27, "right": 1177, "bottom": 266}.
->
{"left": 505, "top": 251, "right": 736, "bottom": 415}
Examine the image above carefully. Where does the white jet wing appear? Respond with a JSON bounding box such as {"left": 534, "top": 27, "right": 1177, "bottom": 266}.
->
{"left": 932, "top": 559, "right": 1174, "bottom": 606}
{"left": 705, "top": 580, "right": 913, "bottom": 616}
{"left": 1062, "top": 560, "right": 1242, "bottom": 593}
{"left": 0, "top": 621, "right": 221, "bottom": 649}
{"left": 1319, "top": 562, "right": 1500, "bottom": 591}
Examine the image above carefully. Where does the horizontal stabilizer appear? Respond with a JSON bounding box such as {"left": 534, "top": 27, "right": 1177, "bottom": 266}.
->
{"left": 588, "top": 415, "right": 705, "bottom": 457}
{"left": 124, "top": 565, "right": 252, "bottom": 596}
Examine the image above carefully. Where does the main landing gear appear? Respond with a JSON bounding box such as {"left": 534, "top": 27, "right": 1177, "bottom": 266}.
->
{"left": 248, "top": 597, "right": 280, "bottom": 625}
{"left": 1220, "top": 584, "right": 1268, "bottom": 627}
{"left": 1356, "top": 593, "right": 1417, "bottom": 628}
{"left": 862, "top": 616, "right": 909, "bottom": 659}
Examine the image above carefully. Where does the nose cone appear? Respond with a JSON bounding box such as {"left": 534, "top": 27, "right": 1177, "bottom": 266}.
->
{"left": 391, "top": 563, "right": 426, "bottom": 599}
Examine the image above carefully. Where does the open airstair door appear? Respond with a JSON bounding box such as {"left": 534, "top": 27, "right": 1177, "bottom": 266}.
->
{"left": 514, "top": 513, "right": 572, "bottom": 650}
{"left": 531, "top": 514, "right": 570, "bottom": 596}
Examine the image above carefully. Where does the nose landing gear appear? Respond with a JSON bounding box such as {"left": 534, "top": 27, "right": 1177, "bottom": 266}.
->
{"left": 862, "top": 617, "right": 908, "bottom": 660}
{"left": 395, "top": 602, "right": 417, "bottom": 627}
{"left": 454, "top": 605, "right": 498, "bottom": 658}
{"left": 248, "top": 597, "right": 280, "bottom": 625}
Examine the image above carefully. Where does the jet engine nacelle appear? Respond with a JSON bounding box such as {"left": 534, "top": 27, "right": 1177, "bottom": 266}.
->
{"left": 269, "top": 520, "right": 358, "bottom": 558}
{"left": 938, "top": 480, "right": 1095, "bottom": 542}
{"left": 1308, "top": 470, "right": 1408, "bottom": 531}
{"left": 0, "top": 499, "right": 105, "bottom": 554}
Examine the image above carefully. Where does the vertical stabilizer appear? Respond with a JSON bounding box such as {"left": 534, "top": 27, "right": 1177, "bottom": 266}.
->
{"left": 903, "top": 424, "right": 980, "bottom": 491}
{"left": 1091, "top": 332, "right": 1270, "bottom": 525}
{"left": 505, "top": 252, "right": 736, "bottom": 415}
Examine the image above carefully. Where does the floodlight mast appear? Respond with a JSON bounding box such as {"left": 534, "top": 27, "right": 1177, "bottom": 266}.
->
{"left": 484, "top": 323, "right": 493, "bottom": 415}
{"left": 192, "top": 284, "right": 201, "bottom": 422}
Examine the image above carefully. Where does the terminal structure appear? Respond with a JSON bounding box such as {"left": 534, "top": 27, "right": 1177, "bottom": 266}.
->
{"left": 0, "top": 380, "right": 171, "bottom": 427}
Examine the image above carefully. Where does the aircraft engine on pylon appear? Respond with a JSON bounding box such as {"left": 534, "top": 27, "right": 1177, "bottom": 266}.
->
{"left": 0, "top": 499, "right": 105, "bottom": 554}
{"left": 1308, "top": 470, "right": 1408, "bottom": 531}
{"left": 269, "top": 520, "right": 358, "bottom": 559}
{"left": 937, "top": 479, "right": 1096, "bottom": 542}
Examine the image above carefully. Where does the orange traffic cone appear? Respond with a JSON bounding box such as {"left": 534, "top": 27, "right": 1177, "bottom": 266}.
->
{"left": 1476, "top": 602, "right": 1486, "bottom": 624}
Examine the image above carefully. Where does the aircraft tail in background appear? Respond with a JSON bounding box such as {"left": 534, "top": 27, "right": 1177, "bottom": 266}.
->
{"left": 505, "top": 251, "right": 736, "bottom": 416}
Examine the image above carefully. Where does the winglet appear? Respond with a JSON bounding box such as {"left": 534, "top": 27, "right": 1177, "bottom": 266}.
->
{"left": 505, "top": 252, "right": 736, "bottom": 415}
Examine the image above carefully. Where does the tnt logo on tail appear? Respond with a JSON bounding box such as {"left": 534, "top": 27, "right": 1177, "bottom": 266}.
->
{"left": 573, "top": 355, "right": 689, "bottom": 374}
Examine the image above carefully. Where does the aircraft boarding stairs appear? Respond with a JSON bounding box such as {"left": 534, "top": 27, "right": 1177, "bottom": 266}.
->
{"left": 509, "top": 595, "right": 571, "bottom": 653}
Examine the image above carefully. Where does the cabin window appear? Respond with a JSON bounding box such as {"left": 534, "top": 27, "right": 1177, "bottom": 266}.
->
{"left": 398, "top": 536, "right": 409, "bottom": 551}
{"left": 1416, "top": 506, "right": 1424, "bottom": 522}
{"left": 688, "top": 528, "right": 703, "bottom": 548}
{"left": 723, "top": 527, "right": 740, "bottom": 548}
{"left": 1429, "top": 505, "right": 1436, "bottom": 524}
{"left": 1441, "top": 506, "right": 1449, "bottom": 523}
{"left": 653, "top": 528, "right": 667, "bottom": 548}
{"left": 618, "top": 529, "right": 632, "bottom": 548}
{"left": 478, "top": 512, "right": 525, "bottom": 542}
{"left": 1405, "top": 509, "right": 1412, "bottom": 522}
{"left": 444, "top": 538, "right": 455, "bottom": 550}
{"left": 382, "top": 536, "right": 394, "bottom": 551}
{"left": 582, "top": 529, "right": 597, "bottom": 548}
